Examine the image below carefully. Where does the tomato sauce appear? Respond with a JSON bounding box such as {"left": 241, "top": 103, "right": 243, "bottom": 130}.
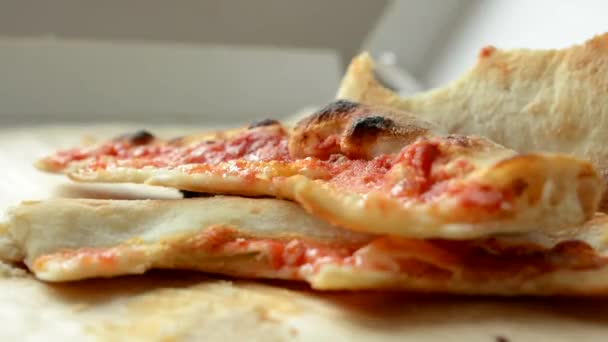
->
{"left": 200, "top": 228, "right": 361, "bottom": 274}
{"left": 35, "top": 227, "right": 606, "bottom": 282}
{"left": 451, "top": 184, "right": 508, "bottom": 212}
{"left": 322, "top": 155, "right": 394, "bottom": 192}
{"left": 45, "top": 131, "right": 513, "bottom": 211}
{"left": 43, "top": 128, "right": 290, "bottom": 170}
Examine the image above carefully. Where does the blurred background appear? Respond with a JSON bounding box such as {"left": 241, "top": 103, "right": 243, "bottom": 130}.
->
{"left": 0, "top": 0, "right": 607, "bottom": 126}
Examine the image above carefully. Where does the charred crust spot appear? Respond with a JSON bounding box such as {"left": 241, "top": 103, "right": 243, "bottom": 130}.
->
{"left": 348, "top": 115, "right": 396, "bottom": 138}
{"left": 180, "top": 190, "right": 214, "bottom": 198}
{"left": 115, "top": 130, "right": 155, "bottom": 145}
{"left": 248, "top": 118, "right": 279, "bottom": 129}
{"left": 294, "top": 100, "right": 362, "bottom": 131}
{"left": 494, "top": 335, "right": 509, "bottom": 342}
{"left": 446, "top": 134, "right": 472, "bottom": 147}
{"left": 180, "top": 190, "right": 199, "bottom": 198}
{"left": 354, "top": 115, "right": 395, "bottom": 130}
{"left": 313, "top": 100, "right": 361, "bottom": 121}
{"left": 320, "top": 99, "right": 359, "bottom": 114}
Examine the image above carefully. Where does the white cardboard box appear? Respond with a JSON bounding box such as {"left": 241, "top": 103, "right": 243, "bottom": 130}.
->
{"left": 0, "top": 38, "right": 341, "bottom": 125}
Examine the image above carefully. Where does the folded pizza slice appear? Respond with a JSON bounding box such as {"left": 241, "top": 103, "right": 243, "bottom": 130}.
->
{"left": 2, "top": 197, "right": 608, "bottom": 296}
{"left": 36, "top": 101, "right": 602, "bottom": 239}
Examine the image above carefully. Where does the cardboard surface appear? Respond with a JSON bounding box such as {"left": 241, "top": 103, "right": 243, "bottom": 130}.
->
{"left": 1, "top": 125, "right": 607, "bottom": 341}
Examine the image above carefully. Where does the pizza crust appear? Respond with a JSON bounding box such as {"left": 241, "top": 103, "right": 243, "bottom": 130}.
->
{"left": 3, "top": 198, "right": 608, "bottom": 295}
{"left": 289, "top": 100, "right": 436, "bottom": 159}
{"left": 4, "top": 197, "right": 370, "bottom": 264}
{"left": 311, "top": 263, "right": 608, "bottom": 295}
{"left": 337, "top": 33, "right": 608, "bottom": 210}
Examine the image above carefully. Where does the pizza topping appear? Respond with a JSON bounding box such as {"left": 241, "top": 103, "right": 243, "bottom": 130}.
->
{"left": 451, "top": 184, "right": 508, "bottom": 212}
{"left": 42, "top": 129, "right": 160, "bottom": 171}
{"left": 44, "top": 148, "right": 91, "bottom": 169}
{"left": 33, "top": 227, "right": 608, "bottom": 283}
{"left": 43, "top": 126, "right": 292, "bottom": 172}
{"left": 180, "top": 129, "right": 289, "bottom": 164}
{"left": 322, "top": 155, "right": 394, "bottom": 192}
{"left": 115, "top": 130, "right": 156, "bottom": 145}
{"left": 50, "top": 128, "right": 519, "bottom": 211}
{"left": 389, "top": 140, "right": 442, "bottom": 197}
{"left": 479, "top": 45, "right": 496, "bottom": 58}
{"left": 34, "top": 246, "right": 122, "bottom": 270}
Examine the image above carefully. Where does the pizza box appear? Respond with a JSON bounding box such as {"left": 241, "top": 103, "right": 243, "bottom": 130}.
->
{"left": 0, "top": 38, "right": 341, "bottom": 126}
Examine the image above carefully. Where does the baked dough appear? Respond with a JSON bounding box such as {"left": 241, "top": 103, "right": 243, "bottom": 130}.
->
{"left": 3, "top": 197, "right": 608, "bottom": 295}
{"left": 36, "top": 102, "right": 603, "bottom": 239}
{"left": 337, "top": 34, "right": 608, "bottom": 209}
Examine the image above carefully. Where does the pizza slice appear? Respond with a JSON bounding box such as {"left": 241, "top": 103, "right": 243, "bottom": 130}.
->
{"left": 36, "top": 101, "right": 602, "bottom": 239}
{"left": 2, "top": 197, "right": 608, "bottom": 295}
{"left": 336, "top": 33, "right": 608, "bottom": 209}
